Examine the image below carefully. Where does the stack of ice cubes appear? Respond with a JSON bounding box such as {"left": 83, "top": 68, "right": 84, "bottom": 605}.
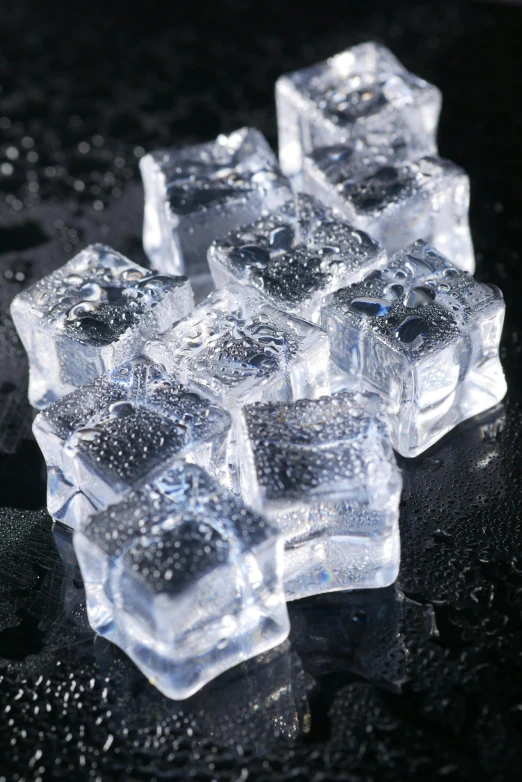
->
{"left": 10, "top": 41, "right": 507, "bottom": 700}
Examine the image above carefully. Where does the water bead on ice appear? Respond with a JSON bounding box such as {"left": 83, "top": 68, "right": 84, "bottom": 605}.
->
{"left": 208, "top": 194, "right": 386, "bottom": 323}
{"left": 10, "top": 244, "right": 193, "bottom": 408}
{"left": 276, "top": 41, "right": 441, "bottom": 176}
{"left": 33, "top": 356, "right": 231, "bottom": 528}
{"left": 74, "top": 461, "right": 289, "bottom": 700}
{"left": 238, "top": 391, "right": 402, "bottom": 600}
{"left": 140, "top": 128, "right": 294, "bottom": 299}
{"left": 322, "top": 240, "right": 507, "bottom": 457}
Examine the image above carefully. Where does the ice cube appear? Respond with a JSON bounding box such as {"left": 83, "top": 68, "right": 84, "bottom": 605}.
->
{"left": 10, "top": 244, "right": 194, "bottom": 409}
{"left": 144, "top": 283, "right": 330, "bottom": 410}
{"left": 208, "top": 193, "right": 386, "bottom": 323}
{"left": 74, "top": 461, "right": 289, "bottom": 700}
{"left": 238, "top": 391, "right": 402, "bottom": 600}
{"left": 303, "top": 148, "right": 474, "bottom": 272}
{"left": 144, "top": 284, "right": 329, "bottom": 492}
{"left": 33, "top": 356, "right": 231, "bottom": 529}
{"left": 276, "top": 41, "right": 441, "bottom": 176}
{"left": 140, "top": 128, "right": 294, "bottom": 295}
{"left": 322, "top": 240, "right": 507, "bottom": 457}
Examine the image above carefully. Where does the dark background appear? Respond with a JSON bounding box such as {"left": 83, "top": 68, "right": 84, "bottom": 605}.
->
{"left": 1, "top": 1, "right": 522, "bottom": 780}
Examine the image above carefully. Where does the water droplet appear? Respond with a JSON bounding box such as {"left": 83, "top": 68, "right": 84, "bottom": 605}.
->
{"left": 64, "top": 274, "right": 83, "bottom": 286}
{"left": 66, "top": 301, "right": 98, "bottom": 321}
{"left": 363, "top": 269, "right": 382, "bottom": 283}
{"left": 269, "top": 225, "right": 294, "bottom": 252}
{"left": 350, "top": 297, "right": 392, "bottom": 317}
{"left": 404, "top": 285, "right": 436, "bottom": 308}
{"left": 387, "top": 283, "right": 404, "bottom": 299}
{"left": 109, "top": 401, "right": 134, "bottom": 418}
{"left": 121, "top": 268, "right": 146, "bottom": 282}
{"left": 233, "top": 245, "right": 270, "bottom": 268}
{"left": 79, "top": 281, "right": 106, "bottom": 301}
{"left": 395, "top": 315, "right": 427, "bottom": 344}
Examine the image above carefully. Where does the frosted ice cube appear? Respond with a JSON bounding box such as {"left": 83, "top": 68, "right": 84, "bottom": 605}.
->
{"left": 208, "top": 193, "right": 386, "bottom": 323}
{"left": 239, "top": 391, "right": 402, "bottom": 600}
{"left": 10, "top": 244, "right": 194, "bottom": 409}
{"left": 322, "top": 240, "right": 507, "bottom": 457}
{"left": 74, "top": 461, "right": 289, "bottom": 700}
{"left": 144, "top": 283, "right": 330, "bottom": 409}
{"left": 33, "top": 356, "right": 231, "bottom": 528}
{"left": 140, "top": 128, "right": 294, "bottom": 293}
{"left": 276, "top": 41, "right": 441, "bottom": 176}
{"left": 303, "top": 148, "right": 474, "bottom": 272}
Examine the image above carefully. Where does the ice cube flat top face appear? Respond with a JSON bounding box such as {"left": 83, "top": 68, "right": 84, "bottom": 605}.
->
{"left": 146, "top": 285, "right": 327, "bottom": 402}
{"left": 82, "top": 462, "right": 275, "bottom": 595}
{"left": 243, "top": 391, "right": 390, "bottom": 502}
{"left": 209, "top": 194, "right": 384, "bottom": 315}
{"left": 286, "top": 42, "right": 435, "bottom": 128}
{"left": 37, "top": 357, "right": 231, "bottom": 487}
{"left": 147, "top": 128, "right": 288, "bottom": 216}
{"left": 16, "top": 244, "right": 187, "bottom": 347}
{"left": 324, "top": 240, "right": 499, "bottom": 359}
{"left": 307, "top": 153, "right": 463, "bottom": 218}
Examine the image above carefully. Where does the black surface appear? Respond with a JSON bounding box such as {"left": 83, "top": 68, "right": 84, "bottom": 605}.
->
{"left": 1, "top": 1, "right": 522, "bottom": 779}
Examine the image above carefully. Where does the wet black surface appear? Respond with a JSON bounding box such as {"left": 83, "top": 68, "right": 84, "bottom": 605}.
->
{"left": 1, "top": 1, "right": 522, "bottom": 779}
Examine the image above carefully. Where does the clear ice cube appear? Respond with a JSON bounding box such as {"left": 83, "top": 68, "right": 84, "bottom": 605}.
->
{"left": 144, "top": 283, "right": 330, "bottom": 410}
{"left": 322, "top": 240, "right": 507, "bottom": 457}
{"left": 10, "top": 244, "right": 194, "bottom": 409}
{"left": 302, "top": 148, "right": 474, "bottom": 272}
{"left": 238, "top": 391, "right": 402, "bottom": 600}
{"left": 276, "top": 41, "right": 441, "bottom": 176}
{"left": 140, "top": 128, "right": 294, "bottom": 295}
{"left": 33, "top": 356, "right": 231, "bottom": 528}
{"left": 208, "top": 193, "right": 386, "bottom": 324}
{"left": 74, "top": 461, "right": 290, "bottom": 700}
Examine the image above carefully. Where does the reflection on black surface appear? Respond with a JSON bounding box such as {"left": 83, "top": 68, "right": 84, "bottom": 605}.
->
{"left": 0, "top": 397, "right": 521, "bottom": 777}
{"left": 3, "top": 519, "right": 312, "bottom": 754}
{"left": 290, "top": 586, "right": 436, "bottom": 692}
{"left": 0, "top": 508, "right": 435, "bottom": 752}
